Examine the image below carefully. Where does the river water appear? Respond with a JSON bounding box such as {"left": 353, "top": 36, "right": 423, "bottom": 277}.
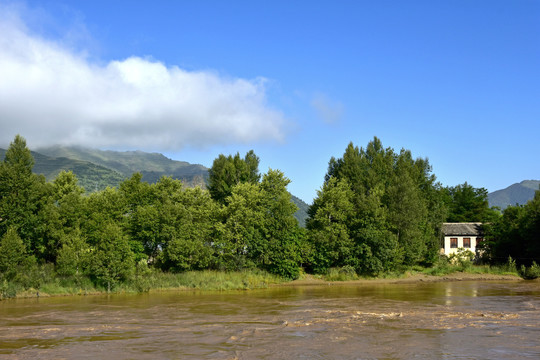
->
{"left": 1, "top": 280, "right": 539, "bottom": 359}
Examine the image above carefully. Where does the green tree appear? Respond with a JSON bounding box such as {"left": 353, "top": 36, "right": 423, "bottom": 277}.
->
{"left": 83, "top": 187, "right": 126, "bottom": 248}
{"left": 140, "top": 176, "right": 185, "bottom": 263}
{"left": 485, "top": 189, "right": 540, "bottom": 265}
{"left": 445, "top": 182, "right": 500, "bottom": 223}
{"left": 55, "top": 228, "right": 89, "bottom": 277}
{"left": 88, "top": 222, "right": 135, "bottom": 292}
{"left": 45, "top": 170, "right": 86, "bottom": 262}
{"left": 208, "top": 150, "right": 260, "bottom": 203}
{"left": 259, "top": 169, "right": 304, "bottom": 279}
{"left": 0, "top": 135, "right": 50, "bottom": 258}
{"left": 118, "top": 173, "right": 155, "bottom": 261}
{"left": 351, "top": 183, "right": 401, "bottom": 274}
{"left": 386, "top": 151, "right": 428, "bottom": 265}
{"left": 0, "top": 227, "right": 29, "bottom": 280}
{"left": 307, "top": 177, "right": 355, "bottom": 273}
{"left": 158, "top": 186, "right": 217, "bottom": 272}
{"left": 118, "top": 172, "right": 154, "bottom": 212}
{"left": 52, "top": 170, "right": 85, "bottom": 199}
{"left": 218, "top": 182, "right": 265, "bottom": 270}
{"left": 310, "top": 137, "right": 445, "bottom": 273}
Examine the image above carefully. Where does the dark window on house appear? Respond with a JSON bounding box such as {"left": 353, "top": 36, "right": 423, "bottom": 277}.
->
{"left": 476, "top": 237, "right": 483, "bottom": 243}
{"left": 463, "top": 238, "right": 471, "bottom": 248}
{"left": 450, "top": 238, "right": 458, "bottom": 248}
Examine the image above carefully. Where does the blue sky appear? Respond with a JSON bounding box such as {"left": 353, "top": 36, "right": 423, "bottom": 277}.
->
{"left": 0, "top": 0, "right": 538, "bottom": 203}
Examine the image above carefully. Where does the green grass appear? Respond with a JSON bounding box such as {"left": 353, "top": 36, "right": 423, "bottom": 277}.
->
{"left": 1, "top": 261, "right": 522, "bottom": 300}
{"left": 316, "top": 261, "right": 521, "bottom": 282}
{"left": 420, "top": 262, "right": 519, "bottom": 277}
{"left": 1, "top": 269, "right": 287, "bottom": 299}
{"left": 124, "top": 269, "right": 285, "bottom": 292}
{"left": 323, "top": 266, "right": 359, "bottom": 281}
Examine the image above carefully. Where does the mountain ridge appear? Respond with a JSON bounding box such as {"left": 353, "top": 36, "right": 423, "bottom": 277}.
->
{"left": 35, "top": 145, "right": 209, "bottom": 188}
{"left": 488, "top": 180, "right": 540, "bottom": 210}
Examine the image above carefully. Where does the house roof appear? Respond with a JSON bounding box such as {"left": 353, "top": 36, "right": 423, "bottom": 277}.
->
{"left": 442, "top": 222, "right": 483, "bottom": 236}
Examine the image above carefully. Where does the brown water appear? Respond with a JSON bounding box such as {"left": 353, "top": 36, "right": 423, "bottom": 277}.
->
{"left": 1, "top": 281, "right": 539, "bottom": 359}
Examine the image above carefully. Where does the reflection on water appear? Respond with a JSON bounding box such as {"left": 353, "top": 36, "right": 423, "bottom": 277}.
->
{"left": 1, "top": 281, "right": 539, "bottom": 359}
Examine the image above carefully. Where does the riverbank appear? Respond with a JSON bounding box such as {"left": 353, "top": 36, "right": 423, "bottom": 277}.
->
{"left": 283, "top": 272, "right": 522, "bottom": 287}
{"left": 4, "top": 270, "right": 524, "bottom": 300}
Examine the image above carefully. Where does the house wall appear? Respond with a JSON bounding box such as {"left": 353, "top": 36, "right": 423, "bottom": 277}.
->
{"left": 442, "top": 236, "right": 480, "bottom": 255}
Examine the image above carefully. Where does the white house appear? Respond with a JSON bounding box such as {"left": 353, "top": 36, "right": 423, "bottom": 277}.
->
{"left": 441, "top": 222, "right": 484, "bottom": 256}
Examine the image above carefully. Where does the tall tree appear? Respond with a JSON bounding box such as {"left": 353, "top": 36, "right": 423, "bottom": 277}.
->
{"left": 218, "top": 182, "right": 265, "bottom": 270}
{"left": 485, "top": 189, "right": 540, "bottom": 265}
{"left": 445, "top": 182, "right": 500, "bottom": 223}
{"left": 0, "top": 135, "right": 50, "bottom": 257}
{"left": 259, "top": 169, "right": 304, "bottom": 279}
{"left": 88, "top": 222, "right": 135, "bottom": 292}
{"left": 208, "top": 150, "right": 260, "bottom": 203}
{"left": 386, "top": 150, "right": 428, "bottom": 265}
{"left": 307, "top": 177, "right": 355, "bottom": 273}
{"left": 157, "top": 186, "right": 217, "bottom": 272}
{"left": 0, "top": 227, "right": 29, "bottom": 281}
{"left": 309, "top": 137, "right": 445, "bottom": 273}
{"left": 45, "top": 170, "right": 86, "bottom": 262}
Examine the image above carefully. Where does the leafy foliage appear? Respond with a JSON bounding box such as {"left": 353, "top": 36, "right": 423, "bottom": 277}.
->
{"left": 0, "top": 135, "right": 51, "bottom": 258}
{"left": 208, "top": 150, "right": 260, "bottom": 204}
{"left": 518, "top": 262, "right": 540, "bottom": 280}
{"left": 444, "top": 182, "right": 500, "bottom": 223}
{"left": 484, "top": 188, "right": 540, "bottom": 266}
{"left": 308, "top": 137, "right": 446, "bottom": 275}
{"left": 0, "top": 227, "right": 30, "bottom": 280}
{"left": 88, "top": 222, "right": 135, "bottom": 291}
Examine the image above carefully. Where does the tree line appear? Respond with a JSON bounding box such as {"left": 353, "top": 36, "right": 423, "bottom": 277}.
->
{"left": 0, "top": 135, "right": 537, "bottom": 292}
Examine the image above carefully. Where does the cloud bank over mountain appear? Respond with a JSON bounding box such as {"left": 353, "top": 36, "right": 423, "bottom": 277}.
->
{"left": 0, "top": 5, "right": 286, "bottom": 150}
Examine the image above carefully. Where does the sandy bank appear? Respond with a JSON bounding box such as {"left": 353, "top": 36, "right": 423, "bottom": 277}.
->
{"left": 281, "top": 272, "right": 522, "bottom": 287}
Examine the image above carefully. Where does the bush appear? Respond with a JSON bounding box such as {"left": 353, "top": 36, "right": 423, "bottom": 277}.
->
{"left": 503, "top": 256, "right": 517, "bottom": 274}
{"left": 0, "top": 280, "right": 18, "bottom": 299}
{"left": 448, "top": 248, "right": 475, "bottom": 271}
{"left": 324, "top": 266, "right": 358, "bottom": 281}
{"left": 518, "top": 262, "right": 540, "bottom": 280}
{"left": 423, "top": 256, "right": 455, "bottom": 276}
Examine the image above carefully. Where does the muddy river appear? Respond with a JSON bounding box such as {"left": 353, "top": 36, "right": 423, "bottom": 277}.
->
{"left": 1, "top": 280, "right": 539, "bottom": 359}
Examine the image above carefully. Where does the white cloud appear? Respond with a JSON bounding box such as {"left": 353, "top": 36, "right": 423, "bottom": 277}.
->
{"left": 310, "top": 93, "right": 344, "bottom": 124}
{"left": 0, "top": 5, "right": 286, "bottom": 150}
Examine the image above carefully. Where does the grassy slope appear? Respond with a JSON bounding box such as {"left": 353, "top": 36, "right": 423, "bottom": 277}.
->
{"left": 36, "top": 145, "right": 209, "bottom": 187}
{"left": 0, "top": 148, "right": 127, "bottom": 192}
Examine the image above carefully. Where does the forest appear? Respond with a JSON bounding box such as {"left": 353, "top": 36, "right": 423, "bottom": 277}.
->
{"left": 0, "top": 135, "right": 539, "bottom": 296}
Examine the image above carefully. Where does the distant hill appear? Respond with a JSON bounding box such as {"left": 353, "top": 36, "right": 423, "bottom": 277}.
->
{"left": 0, "top": 147, "right": 126, "bottom": 192}
{"left": 291, "top": 195, "right": 310, "bottom": 227}
{"left": 488, "top": 180, "right": 540, "bottom": 210}
{"left": 36, "top": 145, "right": 208, "bottom": 188}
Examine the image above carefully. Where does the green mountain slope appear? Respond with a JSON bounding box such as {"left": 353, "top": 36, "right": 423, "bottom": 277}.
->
{"left": 488, "top": 180, "right": 540, "bottom": 210}
{"left": 0, "top": 148, "right": 126, "bottom": 192}
{"left": 36, "top": 145, "right": 208, "bottom": 188}
{"left": 291, "top": 194, "right": 310, "bottom": 227}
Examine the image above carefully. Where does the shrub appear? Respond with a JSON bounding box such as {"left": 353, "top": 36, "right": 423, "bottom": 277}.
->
{"left": 324, "top": 265, "right": 358, "bottom": 281}
{"left": 503, "top": 256, "right": 517, "bottom": 273}
{"left": 518, "top": 262, "right": 540, "bottom": 280}
{"left": 448, "top": 248, "right": 475, "bottom": 271}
